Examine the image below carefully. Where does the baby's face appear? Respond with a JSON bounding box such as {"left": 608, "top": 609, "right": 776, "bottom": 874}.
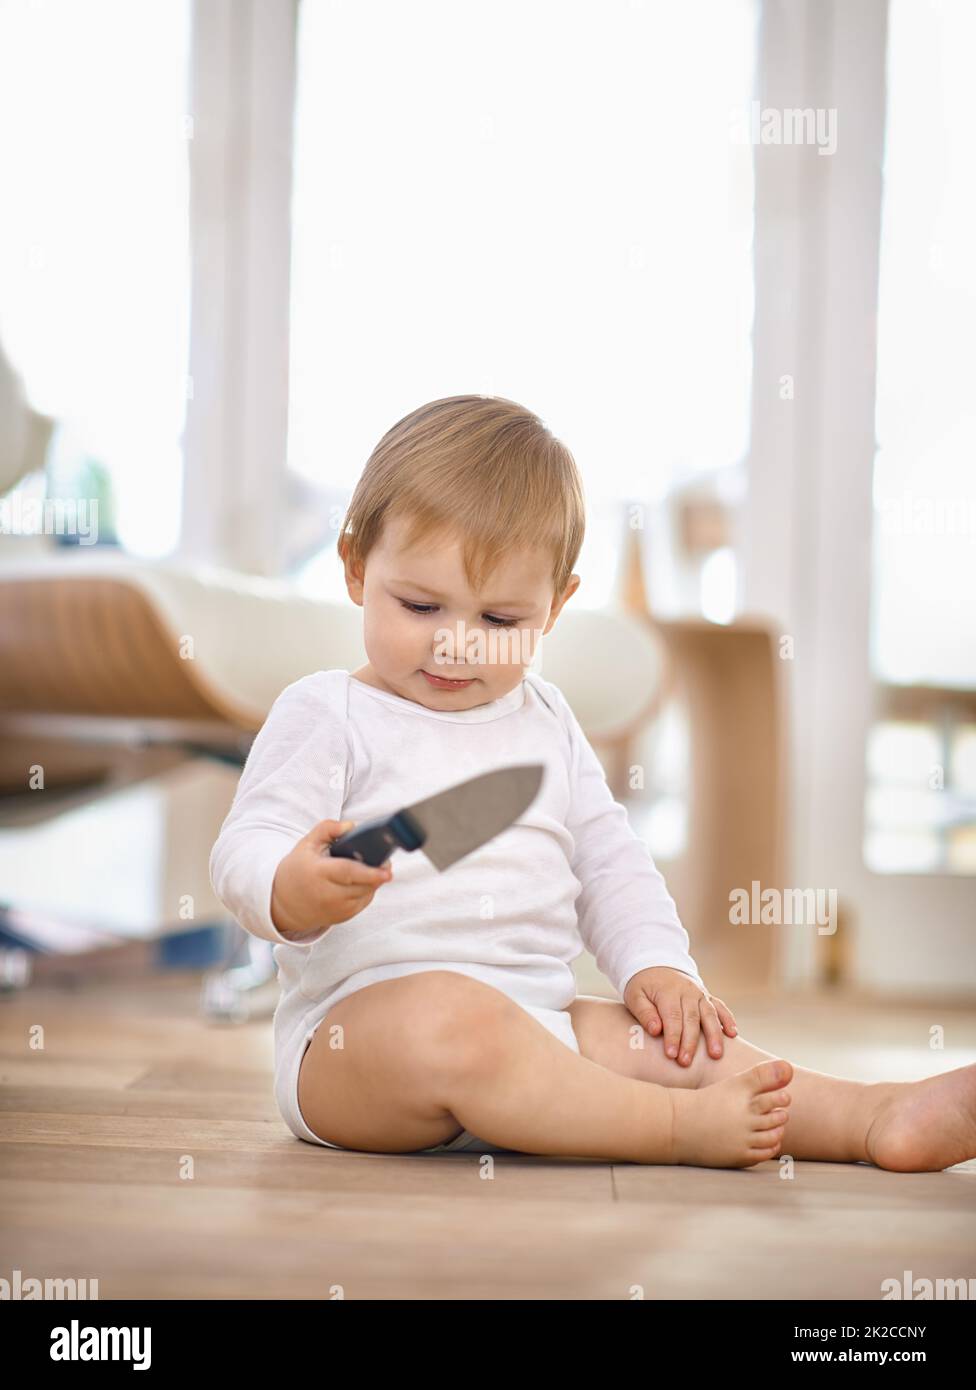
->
{"left": 344, "top": 514, "right": 576, "bottom": 709}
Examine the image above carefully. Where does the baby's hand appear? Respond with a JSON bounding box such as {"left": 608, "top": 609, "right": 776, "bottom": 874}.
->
{"left": 270, "top": 819, "right": 393, "bottom": 939}
{"left": 622, "top": 966, "right": 737, "bottom": 1067}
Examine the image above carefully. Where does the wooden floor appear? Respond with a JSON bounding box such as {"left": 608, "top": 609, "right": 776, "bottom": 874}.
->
{"left": 1, "top": 973, "right": 974, "bottom": 1300}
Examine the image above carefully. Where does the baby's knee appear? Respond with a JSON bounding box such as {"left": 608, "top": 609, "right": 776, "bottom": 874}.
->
{"left": 400, "top": 971, "right": 521, "bottom": 1078}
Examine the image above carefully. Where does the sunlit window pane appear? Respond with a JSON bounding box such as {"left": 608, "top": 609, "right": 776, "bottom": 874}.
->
{"left": 865, "top": 785, "right": 945, "bottom": 831}
{"left": 0, "top": 0, "right": 191, "bottom": 557}
{"left": 866, "top": 722, "right": 941, "bottom": 785}
{"left": 865, "top": 718, "right": 976, "bottom": 873}
{"left": 288, "top": 0, "right": 758, "bottom": 605}
{"left": 951, "top": 726, "right": 976, "bottom": 792}
{"left": 863, "top": 0, "right": 976, "bottom": 876}
{"left": 869, "top": 0, "right": 976, "bottom": 688}
{"left": 864, "top": 830, "right": 942, "bottom": 875}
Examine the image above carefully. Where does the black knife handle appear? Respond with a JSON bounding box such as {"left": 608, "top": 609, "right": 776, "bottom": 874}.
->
{"left": 325, "top": 810, "right": 426, "bottom": 866}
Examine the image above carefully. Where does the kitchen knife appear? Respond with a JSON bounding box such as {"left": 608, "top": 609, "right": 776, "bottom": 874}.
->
{"left": 325, "top": 763, "right": 545, "bottom": 870}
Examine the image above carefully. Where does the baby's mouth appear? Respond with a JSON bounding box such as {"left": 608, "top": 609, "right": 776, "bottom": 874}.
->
{"left": 421, "top": 669, "right": 476, "bottom": 687}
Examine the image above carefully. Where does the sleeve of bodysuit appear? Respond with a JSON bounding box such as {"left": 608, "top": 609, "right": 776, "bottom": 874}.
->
{"left": 545, "top": 678, "right": 705, "bottom": 998}
{"left": 208, "top": 672, "right": 348, "bottom": 947}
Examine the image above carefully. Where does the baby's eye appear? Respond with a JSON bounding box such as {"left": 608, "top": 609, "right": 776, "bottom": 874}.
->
{"left": 398, "top": 600, "right": 518, "bottom": 628}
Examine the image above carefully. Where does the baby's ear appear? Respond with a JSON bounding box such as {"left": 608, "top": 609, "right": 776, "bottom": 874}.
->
{"left": 547, "top": 574, "right": 581, "bottom": 627}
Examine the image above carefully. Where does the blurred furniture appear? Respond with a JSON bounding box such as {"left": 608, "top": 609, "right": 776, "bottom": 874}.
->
{"left": 617, "top": 528, "right": 785, "bottom": 993}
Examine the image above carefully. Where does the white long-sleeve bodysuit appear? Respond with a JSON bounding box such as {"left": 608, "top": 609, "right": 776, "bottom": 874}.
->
{"left": 209, "top": 668, "right": 704, "bottom": 1149}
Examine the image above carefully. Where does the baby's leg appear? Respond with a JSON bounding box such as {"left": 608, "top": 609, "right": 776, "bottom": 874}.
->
{"left": 298, "top": 970, "right": 791, "bottom": 1166}
{"left": 568, "top": 995, "right": 976, "bottom": 1171}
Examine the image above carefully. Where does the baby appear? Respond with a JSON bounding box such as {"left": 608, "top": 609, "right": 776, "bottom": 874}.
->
{"left": 210, "top": 394, "right": 976, "bottom": 1169}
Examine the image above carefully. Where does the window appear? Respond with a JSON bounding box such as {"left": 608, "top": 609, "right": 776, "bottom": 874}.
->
{"left": 0, "top": 0, "right": 191, "bottom": 557}
{"left": 288, "top": 0, "right": 758, "bottom": 612}
{"left": 864, "top": 0, "right": 976, "bottom": 873}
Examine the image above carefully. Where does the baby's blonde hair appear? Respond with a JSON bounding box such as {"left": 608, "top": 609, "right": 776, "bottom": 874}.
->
{"left": 338, "top": 395, "right": 586, "bottom": 599}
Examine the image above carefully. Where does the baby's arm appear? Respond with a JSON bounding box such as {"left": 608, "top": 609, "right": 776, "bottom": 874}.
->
{"left": 548, "top": 681, "right": 705, "bottom": 999}
{"left": 209, "top": 676, "right": 348, "bottom": 946}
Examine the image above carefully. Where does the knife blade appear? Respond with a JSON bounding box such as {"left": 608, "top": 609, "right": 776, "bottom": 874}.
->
{"left": 325, "top": 763, "right": 545, "bottom": 869}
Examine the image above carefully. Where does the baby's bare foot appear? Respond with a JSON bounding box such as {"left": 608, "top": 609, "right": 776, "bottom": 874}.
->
{"left": 863, "top": 1062, "right": 976, "bottom": 1172}
{"left": 667, "top": 1058, "right": 794, "bottom": 1168}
